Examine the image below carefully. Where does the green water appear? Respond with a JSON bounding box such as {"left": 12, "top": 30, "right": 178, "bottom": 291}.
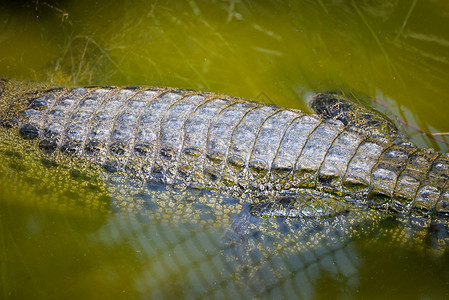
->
{"left": 1, "top": 0, "right": 449, "bottom": 299}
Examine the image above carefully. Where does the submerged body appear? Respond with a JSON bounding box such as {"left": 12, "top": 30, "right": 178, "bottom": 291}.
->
{"left": 0, "top": 77, "right": 448, "bottom": 218}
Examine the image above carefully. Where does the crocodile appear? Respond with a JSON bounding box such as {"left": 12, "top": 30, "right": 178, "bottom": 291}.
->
{"left": 0, "top": 76, "right": 449, "bottom": 219}
{"left": 2, "top": 76, "right": 449, "bottom": 298}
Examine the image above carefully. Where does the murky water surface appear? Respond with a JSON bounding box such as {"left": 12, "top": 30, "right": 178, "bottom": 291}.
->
{"left": 1, "top": 0, "right": 449, "bottom": 299}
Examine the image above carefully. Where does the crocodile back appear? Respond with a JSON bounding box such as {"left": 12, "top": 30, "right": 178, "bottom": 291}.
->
{"left": 2, "top": 83, "right": 449, "bottom": 216}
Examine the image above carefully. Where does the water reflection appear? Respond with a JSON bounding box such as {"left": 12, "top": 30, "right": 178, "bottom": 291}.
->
{"left": 4, "top": 174, "right": 448, "bottom": 298}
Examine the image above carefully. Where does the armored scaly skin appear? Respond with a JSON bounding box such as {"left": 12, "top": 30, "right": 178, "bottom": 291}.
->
{"left": 0, "top": 77, "right": 448, "bottom": 217}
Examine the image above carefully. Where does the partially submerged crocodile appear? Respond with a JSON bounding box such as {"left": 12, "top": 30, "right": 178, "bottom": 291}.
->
{"left": 2, "top": 76, "right": 449, "bottom": 297}
{"left": 1, "top": 76, "right": 448, "bottom": 218}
